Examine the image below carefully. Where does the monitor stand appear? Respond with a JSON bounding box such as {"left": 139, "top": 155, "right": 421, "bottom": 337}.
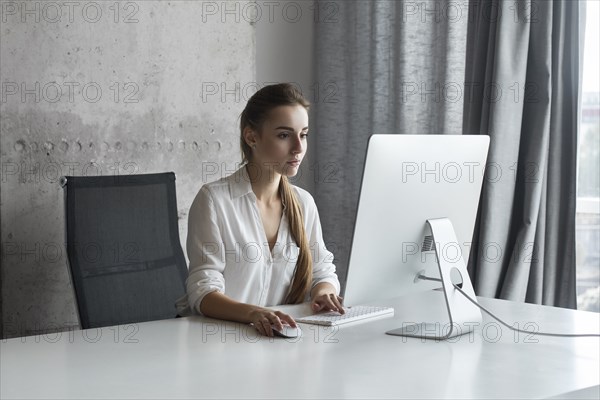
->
{"left": 386, "top": 218, "right": 482, "bottom": 340}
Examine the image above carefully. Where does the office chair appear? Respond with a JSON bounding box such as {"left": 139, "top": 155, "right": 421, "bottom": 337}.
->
{"left": 61, "top": 172, "right": 188, "bottom": 329}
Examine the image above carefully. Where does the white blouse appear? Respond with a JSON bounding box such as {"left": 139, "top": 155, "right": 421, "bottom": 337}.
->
{"left": 175, "top": 164, "right": 341, "bottom": 316}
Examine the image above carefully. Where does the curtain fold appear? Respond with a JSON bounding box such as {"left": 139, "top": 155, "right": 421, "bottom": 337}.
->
{"left": 313, "top": 0, "right": 468, "bottom": 287}
{"left": 463, "top": 0, "right": 581, "bottom": 308}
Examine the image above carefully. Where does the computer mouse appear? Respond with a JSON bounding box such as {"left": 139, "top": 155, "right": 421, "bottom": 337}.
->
{"left": 271, "top": 324, "right": 302, "bottom": 338}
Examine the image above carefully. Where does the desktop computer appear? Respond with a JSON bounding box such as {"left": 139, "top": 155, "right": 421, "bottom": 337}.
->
{"left": 341, "top": 134, "right": 490, "bottom": 339}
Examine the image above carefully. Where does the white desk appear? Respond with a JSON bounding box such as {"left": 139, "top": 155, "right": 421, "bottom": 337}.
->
{"left": 1, "top": 290, "right": 599, "bottom": 399}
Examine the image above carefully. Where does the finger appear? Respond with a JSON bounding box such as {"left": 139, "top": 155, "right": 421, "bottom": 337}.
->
{"left": 251, "top": 322, "right": 264, "bottom": 336}
{"left": 261, "top": 318, "right": 273, "bottom": 337}
{"left": 312, "top": 295, "right": 331, "bottom": 311}
{"left": 311, "top": 299, "right": 325, "bottom": 312}
{"left": 277, "top": 312, "right": 297, "bottom": 328}
{"left": 271, "top": 315, "right": 284, "bottom": 332}
{"left": 328, "top": 293, "right": 337, "bottom": 308}
{"left": 333, "top": 295, "right": 345, "bottom": 314}
{"left": 313, "top": 299, "right": 333, "bottom": 314}
{"left": 326, "top": 294, "right": 343, "bottom": 313}
{"left": 324, "top": 294, "right": 342, "bottom": 313}
{"left": 313, "top": 295, "right": 338, "bottom": 313}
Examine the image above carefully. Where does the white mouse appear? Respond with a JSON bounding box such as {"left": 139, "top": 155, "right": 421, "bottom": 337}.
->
{"left": 271, "top": 324, "right": 302, "bottom": 338}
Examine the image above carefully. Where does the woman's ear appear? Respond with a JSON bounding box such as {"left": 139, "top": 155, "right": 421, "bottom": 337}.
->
{"left": 243, "top": 126, "right": 257, "bottom": 148}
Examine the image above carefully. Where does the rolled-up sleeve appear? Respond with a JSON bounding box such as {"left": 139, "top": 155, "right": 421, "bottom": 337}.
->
{"left": 186, "top": 185, "right": 226, "bottom": 315}
{"left": 306, "top": 197, "right": 341, "bottom": 296}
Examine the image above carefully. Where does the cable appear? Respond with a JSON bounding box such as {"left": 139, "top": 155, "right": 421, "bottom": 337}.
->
{"left": 452, "top": 284, "right": 600, "bottom": 338}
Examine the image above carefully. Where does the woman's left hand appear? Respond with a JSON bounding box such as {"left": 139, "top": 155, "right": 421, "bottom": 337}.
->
{"left": 311, "top": 292, "right": 345, "bottom": 314}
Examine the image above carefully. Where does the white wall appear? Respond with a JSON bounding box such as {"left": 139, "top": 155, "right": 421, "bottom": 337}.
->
{"left": 255, "top": 0, "right": 316, "bottom": 193}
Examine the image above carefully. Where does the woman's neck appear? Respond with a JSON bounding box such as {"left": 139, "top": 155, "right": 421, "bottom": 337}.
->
{"left": 245, "top": 163, "right": 281, "bottom": 205}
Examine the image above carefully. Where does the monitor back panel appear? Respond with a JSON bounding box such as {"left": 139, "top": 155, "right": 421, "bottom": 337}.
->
{"left": 342, "top": 134, "right": 490, "bottom": 305}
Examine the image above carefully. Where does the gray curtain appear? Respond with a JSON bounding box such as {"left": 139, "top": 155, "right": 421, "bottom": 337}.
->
{"left": 463, "top": 0, "right": 582, "bottom": 308}
{"left": 312, "top": 0, "right": 469, "bottom": 288}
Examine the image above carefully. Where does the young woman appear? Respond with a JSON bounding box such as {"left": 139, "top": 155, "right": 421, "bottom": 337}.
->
{"left": 175, "top": 83, "right": 344, "bottom": 337}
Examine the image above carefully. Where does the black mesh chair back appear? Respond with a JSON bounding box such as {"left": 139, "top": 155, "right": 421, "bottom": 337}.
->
{"left": 62, "top": 173, "right": 188, "bottom": 329}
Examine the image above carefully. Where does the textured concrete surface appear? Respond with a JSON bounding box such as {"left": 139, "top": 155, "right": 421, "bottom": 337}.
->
{"left": 1, "top": 1, "right": 256, "bottom": 338}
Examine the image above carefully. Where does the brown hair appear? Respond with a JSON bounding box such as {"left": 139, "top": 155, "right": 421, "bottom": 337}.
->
{"left": 239, "top": 83, "right": 312, "bottom": 304}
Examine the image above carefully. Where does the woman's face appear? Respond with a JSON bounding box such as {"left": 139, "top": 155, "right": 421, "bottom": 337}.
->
{"left": 250, "top": 104, "right": 308, "bottom": 178}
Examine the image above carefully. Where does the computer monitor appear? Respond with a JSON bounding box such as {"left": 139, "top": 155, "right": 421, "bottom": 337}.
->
{"left": 341, "top": 134, "right": 490, "bottom": 339}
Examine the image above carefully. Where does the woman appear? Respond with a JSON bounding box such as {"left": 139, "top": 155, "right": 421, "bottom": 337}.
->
{"left": 176, "top": 83, "right": 344, "bottom": 337}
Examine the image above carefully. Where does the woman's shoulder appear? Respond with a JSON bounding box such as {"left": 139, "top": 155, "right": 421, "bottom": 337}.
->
{"left": 201, "top": 174, "right": 230, "bottom": 194}
{"left": 289, "top": 182, "right": 317, "bottom": 210}
{"left": 190, "top": 173, "right": 230, "bottom": 209}
{"left": 195, "top": 167, "right": 241, "bottom": 197}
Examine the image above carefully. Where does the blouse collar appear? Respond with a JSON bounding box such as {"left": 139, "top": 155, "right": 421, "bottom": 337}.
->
{"left": 228, "top": 164, "right": 287, "bottom": 210}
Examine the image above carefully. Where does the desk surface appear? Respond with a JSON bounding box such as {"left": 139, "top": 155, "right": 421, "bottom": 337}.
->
{"left": 1, "top": 290, "right": 599, "bottom": 399}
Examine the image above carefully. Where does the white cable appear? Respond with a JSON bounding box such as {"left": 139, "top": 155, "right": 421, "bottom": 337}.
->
{"left": 452, "top": 284, "right": 600, "bottom": 338}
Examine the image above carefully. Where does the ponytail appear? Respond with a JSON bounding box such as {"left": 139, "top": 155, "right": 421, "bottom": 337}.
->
{"left": 279, "top": 176, "right": 312, "bottom": 304}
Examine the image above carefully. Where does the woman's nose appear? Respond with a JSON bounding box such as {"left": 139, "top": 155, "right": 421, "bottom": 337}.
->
{"left": 292, "top": 136, "right": 303, "bottom": 153}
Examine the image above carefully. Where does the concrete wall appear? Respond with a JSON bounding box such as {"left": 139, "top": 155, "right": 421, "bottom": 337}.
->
{"left": 0, "top": 1, "right": 256, "bottom": 338}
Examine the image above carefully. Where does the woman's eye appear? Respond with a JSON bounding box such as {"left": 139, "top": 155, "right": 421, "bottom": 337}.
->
{"left": 278, "top": 132, "right": 308, "bottom": 139}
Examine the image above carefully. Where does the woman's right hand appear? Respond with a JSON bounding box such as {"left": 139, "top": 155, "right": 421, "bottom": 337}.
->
{"left": 249, "top": 308, "right": 297, "bottom": 337}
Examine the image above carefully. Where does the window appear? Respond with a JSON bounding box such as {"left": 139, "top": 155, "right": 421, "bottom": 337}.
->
{"left": 576, "top": 0, "right": 600, "bottom": 312}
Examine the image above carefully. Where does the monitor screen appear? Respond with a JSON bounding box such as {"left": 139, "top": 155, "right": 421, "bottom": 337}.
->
{"left": 342, "top": 134, "right": 490, "bottom": 306}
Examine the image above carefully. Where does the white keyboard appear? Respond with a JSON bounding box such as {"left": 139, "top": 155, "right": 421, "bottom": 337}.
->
{"left": 296, "top": 305, "right": 394, "bottom": 326}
